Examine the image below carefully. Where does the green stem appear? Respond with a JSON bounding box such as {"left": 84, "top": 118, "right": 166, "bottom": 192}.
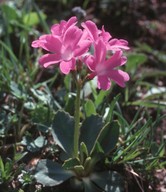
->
{"left": 73, "top": 78, "right": 82, "bottom": 158}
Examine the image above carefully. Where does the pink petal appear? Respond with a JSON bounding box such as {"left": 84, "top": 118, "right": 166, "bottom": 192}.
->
{"left": 81, "top": 29, "right": 90, "bottom": 41}
{"left": 65, "top": 16, "right": 77, "bottom": 30}
{"left": 97, "top": 76, "right": 111, "bottom": 90}
{"left": 31, "top": 35, "right": 48, "bottom": 49}
{"left": 104, "top": 51, "right": 123, "bottom": 70}
{"left": 61, "top": 45, "right": 73, "bottom": 61}
{"left": 109, "top": 39, "right": 130, "bottom": 50}
{"left": 39, "top": 53, "right": 61, "bottom": 68}
{"left": 51, "top": 23, "right": 61, "bottom": 35}
{"left": 121, "top": 56, "right": 127, "bottom": 65}
{"left": 108, "top": 70, "right": 130, "bottom": 87}
{"left": 44, "top": 35, "right": 62, "bottom": 53}
{"left": 51, "top": 17, "right": 77, "bottom": 36}
{"left": 31, "top": 40, "right": 40, "bottom": 48}
{"left": 59, "top": 20, "right": 67, "bottom": 32}
{"left": 95, "top": 39, "right": 107, "bottom": 64}
{"left": 31, "top": 35, "right": 62, "bottom": 53}
{"left": 59, "top": 58, "right": 76, "bottom": 74}
{"left": 119, "top": 39, "right": 129, "bottom": 46}
{"left": 100, "top": 26, "right": 112, "bottom": 41}
{"left": 81, "top": 21, "right": 98, "bottom": 41}
{"left": 74, "top": 40, "right": 91, "bottom": 57}
{"left": 84, "top": 55, "right": 95, "bottom": 71}
{"left": 63, "top": 26, "right": 82, "bottom": 49}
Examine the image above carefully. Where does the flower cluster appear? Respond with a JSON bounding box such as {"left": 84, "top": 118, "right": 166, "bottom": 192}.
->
{"left": 32, "top": 16, "right": 130, "bottom": 90}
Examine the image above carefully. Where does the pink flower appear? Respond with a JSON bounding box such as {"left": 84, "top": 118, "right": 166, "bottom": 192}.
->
{"left": 32, "top": 16, "right": 78, "bottom": 49}
{"left": 84, "top": 39, "right": 130, "bottom": 90}
{"left": 32, "top": 18, "right": 90, "bottom": 74}
{"left": 51, "top": 16, "right": 77, "bottom": 37}
{"left": 82, "top": 20, "right": 129, "bottom": 51}
{"left": 31, "top": 17, "right": 130, "bottom": 90}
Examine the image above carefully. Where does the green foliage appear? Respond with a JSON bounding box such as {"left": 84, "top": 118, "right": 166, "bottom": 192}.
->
{"left": 23, "top": 12, "right": 46, "bottom": 26}
{"left": 35, "top": 159, "right": 74, "bottom": 187}
{"left": 126, "top": 52, "right": 148, "bottom": 75}
{"left": 34, "top": 110, "right": 122, "bottom": 191}
{"left": 96, "top": 121, "right": 119, "bottom": 154}
{"left": 0, "top": 0, "right": 165, "bottom": 191}
{"left": 52, "top": 111, "right": 75, "bottom": 156}
{"left": 0, "top": 155, "right": 25, "bottom": 186}
{"left": 80, "top": 115, "right": 103, "bottom": 153}
{"left": 21, "top": 135, "right": 47, "bottom": 152}
{"left": 0, "top": 157, "right": 13, "bottom": 184}
{"left": 84, "top": 99, "right": 96, "bottom": 117}
{"left": 18, "top": 170, "right": 34, "bottom": 187}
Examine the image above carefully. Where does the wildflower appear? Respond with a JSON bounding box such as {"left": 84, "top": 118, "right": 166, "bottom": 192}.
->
{"left": 32, "top": 17, "right": 129, "bottom": 89}
{"left": 82, "top": 20, "right": 129, "bottom": 51}
{"left": 32, "top": 18, "right": 91, "bottom": 74}
{"left": 84, "top": 39, "right": 130, "bottom": 90}
{"left": 51, "top": 16, "right": 77, "bottom": 37}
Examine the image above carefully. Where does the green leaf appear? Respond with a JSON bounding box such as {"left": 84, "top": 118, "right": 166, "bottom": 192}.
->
{"left": 126, "top": 53, "right": 148, "bottom": 74}
{"left": 0, "top": 156, "right": 5, "bottom": 177}
{"left": 14, "top": 152, "right": 27, "bottom": 162}
{"left": 105, "top": 94, "right": 121, "bottom": 123}
{"left": 30, "top": 88, "right": 50, "bottom": 104}
{"left": 80, "top": 115, "right": 103, "bottom": 153}
{"left": 158, "top": 144, "right": 165, "bottom": 158}
{"left": 97, "top": 121, "right": 119, "bottom": 154}
{"left": 24, "top": 101, "right": 36, "bottom": 110}
{"left": 21, "top": 135, "right": 46, "bottom": 152}
{"left": 73, "top": 165, "right": 85, "bottom": 176}
{"left": 114, "top": 119, "right": 151, "bottom": 163}
{"left": 113, "top": 111, "right": 129, "bottom": 135}
{"left": 34, "top": 136, "right": 47, "bottom": 148}
{"left": 64, "top": 74, "right": 72, "bottom": 90}
{"left": 23, "top": 12, "right": 46, "bottom": 26}
{"left": 4, "top": 161, "right": 13, "bottom": 180}
{"left": 135, "top": 42, "right": 153, "bottom": 52}
{"left": 10, "top": 81, "right": 26, "bottom": 99}
{"left": 1, "top": 4, "right": 19, "bottom": 22}
{"left": 63, "top": 158, "right": 80, "bottom": 170}
{"left": 90, "top": 171, "right": 124, "bottom": 192}
{"left": 80, "top": 142, "right": 89, "bottom": 157}
{"left": 31, "top": 86, "right": 61, "bottom": 109}
{"left": 51, "top": 111, "right": 74, "bottom": 156}
{"left": 91, "top": 141, "right": 104, "bottom": 155}
{"left": 0, "top": 40, "right": 18, "bottom": 63}
{"left": 35, "top": 159, "right": 74, "bottom": 187}
{"left": 80, "top": 142, "right": 89, "bottom": 164}
{"left": 122, "top": 150, "right": 141, "bottom": 162}
{"left": 84, "top": 157, "right": 92, "bottom": 171}
{"left": 84, "top": 100, "right": 96, "bottom": 117}
{"left": 95, "top": 90, "right": 110, "bottom": 107}
{"left": 128, "top": 100, "right": 166, "bottom": 109}
{"left": 65, "top": 95, "right": 75, "bottom": 115}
